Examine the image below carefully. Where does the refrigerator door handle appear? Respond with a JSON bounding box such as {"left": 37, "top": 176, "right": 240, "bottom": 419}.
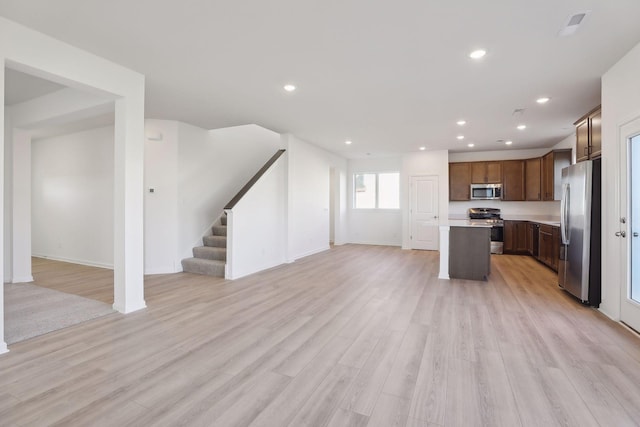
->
{"left": 560, "top": 183, "right": 570, "bottom": 244}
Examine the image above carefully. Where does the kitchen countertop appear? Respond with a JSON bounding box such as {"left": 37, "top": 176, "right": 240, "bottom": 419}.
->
{"left": 502, "top": 216, "right": 560, "bottom": 227}
{"left": 445, "top": 219, "right": 493, "bottom": 228}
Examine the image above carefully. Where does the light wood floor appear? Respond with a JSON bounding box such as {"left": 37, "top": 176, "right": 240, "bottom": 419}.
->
{"left": 2, "top": 245, "right": 640, "bottom": 426}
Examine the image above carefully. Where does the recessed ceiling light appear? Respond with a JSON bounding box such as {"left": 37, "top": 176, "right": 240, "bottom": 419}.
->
{"left": 457, "top": 120, "right": 466, "bottom": 126}
{"left": 344, "top": 140, "right": 352, "bottom": 145}
{"left": 283, "top": 84, "right": 296, "bottom": 92}
{"left": 505, "top": 140, "right": 513, "bottom": 145}
{"left": 457, "top": 135, "right": 465, "bottom": 140}
{"left": 419, "top": 146, "right": 426, "bottom": 151}
{"left": 469, "top": 49, "right": 486, "bottom": 59}
{"left": 467, "top": 143, "right": 475, "bottom": 148}
{"left": 517, "top": 124, "right": 527, "bottom": 130}
{"left": 536, "top": 97, "right": 550, "bottom": 104}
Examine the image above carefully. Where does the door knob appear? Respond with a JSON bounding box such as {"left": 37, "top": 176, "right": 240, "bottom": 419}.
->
{"left": 634, "top": 232, "right": 639, "bottom": 237}
{"left": 615, "top": 231, "right": 626, "bottom": 237}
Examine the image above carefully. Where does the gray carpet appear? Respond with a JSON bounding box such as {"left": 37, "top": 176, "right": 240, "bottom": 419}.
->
{"left": 4, "top": 283, "right": 115, "bottom": 345}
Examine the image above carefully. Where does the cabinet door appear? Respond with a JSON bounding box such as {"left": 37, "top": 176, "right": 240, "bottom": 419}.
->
{"left": 503, "top": 221, "right": 515, "bottom": 253}
{"left": 471, "top": 162, "right": 487, "bottom": 183}
{"left": 576, "top": 118, "right": 590, "bottom": 162}
{"left": 538, "top": 230, "right": 552, "bottom": 266}
{"left": 527, "top": 223, "right": 539, "bottom": 256}
{"left": 449, "top": 163, "right": 471, "bottom": 200}
{"left": 470, "top": 161, "right": 502, "bottom": 183}
{"left": 542, "top": 152, "right": 554, "bottom": 201}
{"left": 502, "top": 160, "right": 525, "bottom": 201}
{"left": 514, "top": 222, "right": 528, "bottom": 252}
{"left": 551, "top": 226, "right": 560, "bottom": 271}
{"left": 486, "top": 162, "right": 502, "bottom": 183}
{"left": 525, "top": 158, "right": 541, "bottom": 201}
{"left": 590, "top": 109, "right": 601, "bottom": 159}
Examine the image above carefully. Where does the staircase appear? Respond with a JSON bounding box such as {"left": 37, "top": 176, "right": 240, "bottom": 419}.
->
{"left": 181, "top": 214, "right": 227, "bottom": 277}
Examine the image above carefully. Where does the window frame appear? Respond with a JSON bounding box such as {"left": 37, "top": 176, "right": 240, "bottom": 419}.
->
{"left": 353, "top": 171, "right": 400, "bottom": 210}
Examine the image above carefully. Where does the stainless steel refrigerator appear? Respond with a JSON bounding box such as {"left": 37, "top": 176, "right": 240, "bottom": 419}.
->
{"left": 558, "top": 159, "right": 601, "bottom": 306}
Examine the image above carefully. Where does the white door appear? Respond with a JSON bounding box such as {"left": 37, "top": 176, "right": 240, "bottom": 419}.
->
{"left": 620, "top": 118, "right": 640, "bottom": 331}
{"left": 410, "top": 175, "right": 439, "bottom": 250}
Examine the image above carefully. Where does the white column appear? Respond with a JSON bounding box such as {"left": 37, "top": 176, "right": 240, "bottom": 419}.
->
{"left": 0, "top": 63, "right": 9, "bottom": 353}
{"left": 438, "top": 225, "right": 450, "bottom": 280}
{"left": 112, "top": 95, "right": 146, "bottom": 314}
{"left": 12, "top": 128, "right": 32, "bottom": 283}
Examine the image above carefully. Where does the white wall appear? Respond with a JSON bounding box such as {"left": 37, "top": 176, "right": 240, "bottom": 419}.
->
{"left": 31, "top": 126, "right": 114, "bottom": 268}
{"left": 1, "top": 16, "right": 147, "bottom": 318}
{"left": 600, "top": 40, "right": 640, "bottom": 320}
{"left": 401, "top": 150, "right": 450, "bottom": 249}
{"left": 144, "top": 120, "right": 179, "bottom": 274}
{"left": 3, "top": 109, "right": 11, "bottom": 283}
{"left": 348, "top": 157, "right": 402, "bottom": 246}
{"left": 226, "top": 156, "right": 287, "bottom": 279}
{"left": 177, "top": 123, "right": 283, "bottom": 265}
{"left": 285, "top": 134, "right": 347, "bottom": 260}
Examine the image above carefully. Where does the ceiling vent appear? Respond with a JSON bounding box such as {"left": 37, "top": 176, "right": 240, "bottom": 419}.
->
{"left": 559, "top": 11, "right": 591, "bottom": 37}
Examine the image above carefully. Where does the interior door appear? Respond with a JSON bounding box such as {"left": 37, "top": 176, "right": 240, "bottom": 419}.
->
{"left": 620, "top": 119, "right": 640, "bottom": 331}
{"left": 410, "top": 175, "right": 439, "bottom": 250}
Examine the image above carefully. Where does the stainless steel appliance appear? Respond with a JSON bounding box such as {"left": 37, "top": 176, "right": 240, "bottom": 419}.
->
{"left": 470, "top": 183, "right": 502, "bottom": 200}
{"left": 468, "top": 207, "right": 504, "bottom": 254}
{"left": 559, "top": 159, "right": 601, "bottom": 306}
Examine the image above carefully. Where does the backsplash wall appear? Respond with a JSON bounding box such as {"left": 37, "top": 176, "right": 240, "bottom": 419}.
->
{"left": 449, "top": 200, "right": 560, "bottom": 220}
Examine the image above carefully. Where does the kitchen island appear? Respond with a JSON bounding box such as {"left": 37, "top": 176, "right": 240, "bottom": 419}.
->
{"left": 439, "top": 220, "right": 492, "bottom": 281}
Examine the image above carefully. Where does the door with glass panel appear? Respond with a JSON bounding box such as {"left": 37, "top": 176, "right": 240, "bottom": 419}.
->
{"left": 620, "top": 120, "right": 640, "bottom": 332}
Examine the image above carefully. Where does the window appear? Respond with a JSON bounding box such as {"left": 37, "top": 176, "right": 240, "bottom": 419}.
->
{"left": 354, "top": 172, "right": 400, "bottom": 209}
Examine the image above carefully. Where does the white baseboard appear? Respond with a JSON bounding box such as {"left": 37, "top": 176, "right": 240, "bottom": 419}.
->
{"left": 290, "top": 245, "right": 330, "bottom": 261}
{"left": 12, "top": 276, "right": 34, "bottom": 283}
{"left": 32, "top": 254, "right": 113, "bottom": 270}
{"left": 113, "top": 300, "right": 147, "bottom": 314}
{"left": 144, "top": 266, "right": 179, "bottom": 275}
{"left": 0, "top": 342, "right": 8, "bottom": 355}
{"left": 346, "top": 240, "right": 402, "bottom": 247}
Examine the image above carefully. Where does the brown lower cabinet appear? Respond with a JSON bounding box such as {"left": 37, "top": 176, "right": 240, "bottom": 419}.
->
{"left": 537, "top": 224, "right": 560, "bottom": 271}
{"left": 526, "top": 222, "right": 539, "bottom": 256}
{"left": 504, "top": 220, "right": 528, "bottom": 254}
{"left": 504, "top": 220, "right": 560, "bottom": 271}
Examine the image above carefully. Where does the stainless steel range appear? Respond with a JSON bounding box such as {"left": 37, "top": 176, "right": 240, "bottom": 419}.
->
{"left": 469, "top": 208, "right": 504, "bottom": 254}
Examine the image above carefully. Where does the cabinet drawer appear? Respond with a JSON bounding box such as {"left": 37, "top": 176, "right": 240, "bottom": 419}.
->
{"left": 539, "top": 224, "right": 554, "bottom": 235}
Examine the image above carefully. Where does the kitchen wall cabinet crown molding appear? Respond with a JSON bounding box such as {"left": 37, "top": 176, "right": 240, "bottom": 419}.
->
{"left": 575, "top": 105, "right": 601, "bottom": 162}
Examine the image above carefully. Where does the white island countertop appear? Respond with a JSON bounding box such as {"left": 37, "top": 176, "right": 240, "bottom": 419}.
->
{"left": 445, "top": 219, "right": 493, "bottom": 228}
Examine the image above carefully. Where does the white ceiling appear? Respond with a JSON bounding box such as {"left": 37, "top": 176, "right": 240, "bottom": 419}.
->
{"left": 2, "top": 0, "right": 640, "bottom": 157}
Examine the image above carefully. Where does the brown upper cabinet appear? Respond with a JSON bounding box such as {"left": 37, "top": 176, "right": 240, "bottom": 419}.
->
{"left": 575, "top": 106, "right": 602, "bottom": 162}
{"left": 525, "top": 157, "right": 542, "bottom": 201}
{"left": 501, "top": 160, "right": 525, "bottom": 201}
{"left": 471, "top": 161, "right": 502, "bottom": 184}
{"left": 449, "top": 162, "right": 471, "bottom": 201}
{"left": 541, "top": 149, "right": 571, "bottom": 201}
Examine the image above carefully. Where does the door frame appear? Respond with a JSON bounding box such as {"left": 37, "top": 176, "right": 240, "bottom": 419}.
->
{"left": 619, "top": 115, "right": 640, "bottom": 331}
{"left": 409, "top": 174, "right": 440, "bottom": 250}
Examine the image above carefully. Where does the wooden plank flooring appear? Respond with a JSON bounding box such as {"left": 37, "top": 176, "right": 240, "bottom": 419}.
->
{"left": 2, "top": 245, "right": 640, "bottom": 426}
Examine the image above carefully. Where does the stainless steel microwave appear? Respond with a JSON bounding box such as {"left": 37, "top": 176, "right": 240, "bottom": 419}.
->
{"left": 470, "top": 183, "right": 502, "bottom": 200}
